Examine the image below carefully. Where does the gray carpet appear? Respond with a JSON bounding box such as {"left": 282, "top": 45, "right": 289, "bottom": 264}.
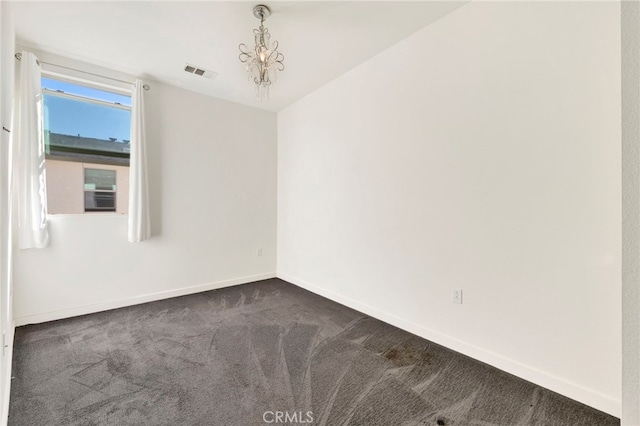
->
{"left": 9, "top": 278, "right": 618, "bottom": 425}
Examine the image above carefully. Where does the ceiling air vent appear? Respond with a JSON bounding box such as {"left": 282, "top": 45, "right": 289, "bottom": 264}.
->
{"left": 184, "top": 63, "right": 217, "bottom": 80}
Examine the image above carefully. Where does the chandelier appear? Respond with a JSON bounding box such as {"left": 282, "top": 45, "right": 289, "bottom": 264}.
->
{"left": 238, "top": 4, "right": 285, "bottom": 100}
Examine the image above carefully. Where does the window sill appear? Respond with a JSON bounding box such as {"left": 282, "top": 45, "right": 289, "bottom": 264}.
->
{"left": 47, "top": 213, "right": 128, "bottom": 217}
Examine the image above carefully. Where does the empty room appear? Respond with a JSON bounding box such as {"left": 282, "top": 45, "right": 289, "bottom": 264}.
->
{"left": 0, "top": 1, "right": 636, "bottom": 425}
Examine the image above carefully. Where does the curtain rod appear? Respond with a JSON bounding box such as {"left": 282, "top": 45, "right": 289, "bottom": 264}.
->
{"left": 14, "top": 52, "right": 150, "bottom": 91}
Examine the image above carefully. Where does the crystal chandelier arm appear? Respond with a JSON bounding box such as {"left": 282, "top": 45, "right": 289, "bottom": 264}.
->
{"left": 239, "top": 43, "right": 252, "bottom": 62}
{"left": 275, "top": 53, "right": 285, "bottom": 71}
{"left": 264, "top": 40, "right": 284, "bottom": 71}
{"left": 265, "top": 41, "right": 278, "bottom": 62}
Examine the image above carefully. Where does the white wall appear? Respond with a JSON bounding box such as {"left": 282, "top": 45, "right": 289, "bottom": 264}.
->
{"left": 278, "top": 1, "right": 621, "bottom": 417}
{"left": 0, "top": 3, "right": 15, "bottom": 425}
{"left": 13, "top": 54, "right": 278, "bottom": 324}
{"left": 622, "top": 1, "right": 640, "bottom": 425}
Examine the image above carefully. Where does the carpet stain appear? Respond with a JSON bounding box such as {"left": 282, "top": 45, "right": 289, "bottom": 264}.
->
{"left": 106, "top": 350, "right": 131, "bottom": 375}
{"left": 383, "top": 345, "right": 432, "bottom": 367}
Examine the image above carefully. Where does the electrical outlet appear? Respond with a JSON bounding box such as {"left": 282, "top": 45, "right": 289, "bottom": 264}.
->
{"left": 257, "top": 248, "right": 263, "bottom": 257}
{"left": 452, "top": 289, "right": 463, "bottom": 304}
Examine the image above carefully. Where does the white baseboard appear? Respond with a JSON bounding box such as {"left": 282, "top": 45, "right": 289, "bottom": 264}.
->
{"left": 1, "top": 323, "right": 14, "bottom": 426}
{"left": 13, "top": 272, "right": 277, "bottom": 327}
{"left": 277, "top": 271, "right": 621, "bottom": 419}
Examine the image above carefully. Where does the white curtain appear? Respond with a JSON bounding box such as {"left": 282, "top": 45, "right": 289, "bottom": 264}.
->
{"left": 15, "top": 51, "right": 48, "bottom": 249}
{"left": 128, "top": 79, "right": 150, "bottom": 242}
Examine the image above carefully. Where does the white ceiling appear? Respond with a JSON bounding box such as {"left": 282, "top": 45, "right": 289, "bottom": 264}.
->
{"left": 9, "top": 1, "right": 465, "bottom": 112}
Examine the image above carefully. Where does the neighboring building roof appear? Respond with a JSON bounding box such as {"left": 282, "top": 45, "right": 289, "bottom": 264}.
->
{"left": 48, "top": 132, "right": 130, "bottom": 154}
{"left": 46, "top": 132, "right": 130, "bottom": 166}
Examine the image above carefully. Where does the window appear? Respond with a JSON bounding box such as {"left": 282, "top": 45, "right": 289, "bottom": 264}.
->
{"left": 42, "top": 77, "right": 131, "bottom": 166}
{"left": 84, "top": 168, "right": 116, "bottom": 212}
{"left": 42, "top": 76, "right": 132, "bottom": 215}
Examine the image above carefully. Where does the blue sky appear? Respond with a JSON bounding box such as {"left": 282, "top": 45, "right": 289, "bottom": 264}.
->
{"left": 42, "top": 77, "right": 131, "bottom": 141}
